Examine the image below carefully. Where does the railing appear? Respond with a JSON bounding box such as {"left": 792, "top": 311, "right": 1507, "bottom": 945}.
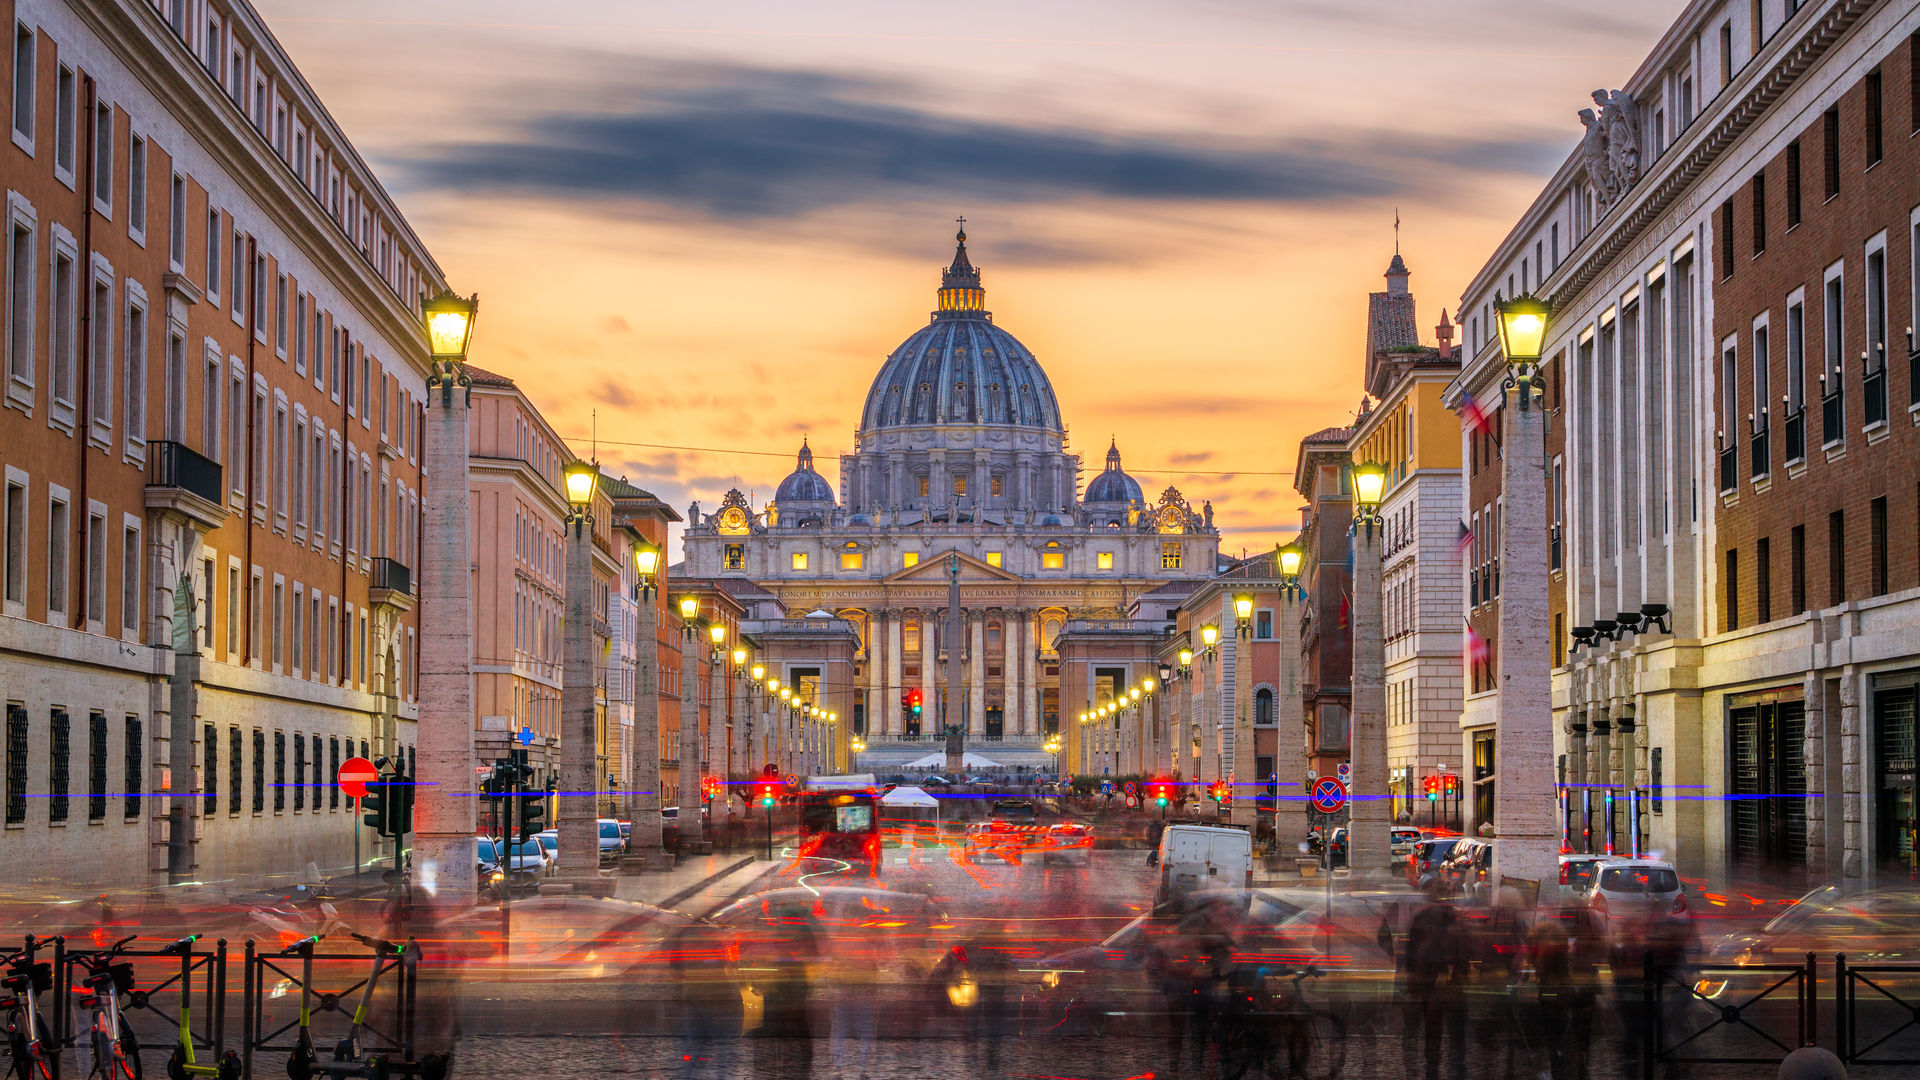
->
{"left": 1549, "top": 526, "right": 1562, "bottom": 572}
{"left": 147, "top": 440, "right": 223, "bottom": 503}
{"left": 1821, "top": 384, "right": 1844, "bottom": 446}
{"left": 1718, "top": 443, "right": 1737, "bottom": 492}
{"left": 1469, "top": 568, "right": 1481, "bottom": 607}
{"left": 1837, "top": 954, "right": 1920, "bottom": 1065}
{"left": 1644, "top": 950, "right": 1816, "bottom": 1077}
{"left": 1750, "top": 426, "right": 1769, "bottom": 478}
{"left": 371, "top": 557, "right": 411, "bottom": 596}
{"left": 1784, "top": 408, "right": 1806, "bottom": 463}
{"left": 1910, "top": 345, "right": 1919, "bottom": 408}
{"left": 1863, "top": 366, "right": 1888, "bottom": 427}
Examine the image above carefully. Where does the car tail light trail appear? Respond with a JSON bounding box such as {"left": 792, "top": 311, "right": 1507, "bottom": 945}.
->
{"left": 1559, "top": 863, "right": 1570, "bottom": 885}
{"left": 1672, "top": 890, "right": 1688, "bottom": 915}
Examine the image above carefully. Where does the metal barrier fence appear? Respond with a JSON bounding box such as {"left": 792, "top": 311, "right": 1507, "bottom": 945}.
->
{"left": 56, "top": 937, "right": 233, "bottom": 1080}
{"left": 242, "top": 937, "right": 417, "bottom": 1080}
{"left": 1837, "top": 953, "right": 1920, "bottom": 1066}
{"left": 1642, "top": 951, "right": 1816, "bottom": 1077}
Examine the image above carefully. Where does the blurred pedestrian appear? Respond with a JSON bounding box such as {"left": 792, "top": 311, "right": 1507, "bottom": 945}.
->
{"left": 668, "top": 922, "right": 744, "bottom": 1078}
{"left": 1404, "top": 901, "right": 1467, "bottom": 1080}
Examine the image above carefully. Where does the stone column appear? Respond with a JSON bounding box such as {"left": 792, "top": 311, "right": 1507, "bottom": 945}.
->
{"left": 1180, "top": 668, "right": 1195, "bottom": 788}
{"left": 1275, "top": 590, "right": 1308, "bottom": 851}
{"left": 969, "top": 614, "right": 986, "bottom": 736}
{"left": 676, "top": 624, "right": 704, "bottom": 846}
{"left": 1840, "top": 668, "right": 1862, "bottom": 881}
{"left": 1492, "top": 388, "right": 1559, "bottom": 894}
{"left": 558, "top": 518, "right": 599, "bottom": 878}
{"left": 973, "top": 450, "right": 990, "bottom": 513}
{"left": 1199, "top": 657, "right": 1219, "bottom": 818}
{"left": 629, "top": 593, "right": 662, "bottom": 850}
{"left": 930, "top": 449, "right": 948, "bottom": 516}
{"left": 708, "top": 653, "right": 731, "bottom": 832}
{"left": 1802, "top": 670, "right": 1830, "bottom": 879}
{"left": 731, "top": 661, "right": 748, "bottom": 806}
{"left": 884, "top": 611, "right": 902, "bottom": 737}
{"left": 1232, "top": 623, "right": 1256, "bottom": 828}
{"left": 1349, "top": 526, "right": 1390, "bottom": 874}
{"left": 1588, "top": 718, "right": 1611, "bottom": 852}
{"left": 1565, "top": 717, "right": 1587, "bottom": 854}
{"left": 415, "top": 367, "right": 476, "bottom": 895}
{"left": 919, "top": 616, "right": 935, "bottom": 737}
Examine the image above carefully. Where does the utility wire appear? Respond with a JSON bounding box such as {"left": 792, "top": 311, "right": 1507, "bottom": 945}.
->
{"left": 568, "top": 435, "right": 1293, "bottom": 476}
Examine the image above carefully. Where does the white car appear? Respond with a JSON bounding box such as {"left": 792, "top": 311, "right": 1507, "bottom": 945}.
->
{"left": 596, "top": 818, "right": 626, "bottom": 860}
{"left": 1588, "top": 858, "right": 1688, "bottom": 933}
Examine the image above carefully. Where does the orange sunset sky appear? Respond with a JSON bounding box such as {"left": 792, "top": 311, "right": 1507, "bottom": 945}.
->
{"left": 258, "top": 0, "right": 1681, "bottom": 555}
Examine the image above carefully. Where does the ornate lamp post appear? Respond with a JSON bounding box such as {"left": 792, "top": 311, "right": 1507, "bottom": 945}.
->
{"left": 556, "top": 462, "right": 600, "bottom": 878}
{"left": 1232, "top": 595, "right": 1255, "bottom": 827}
{"left": 706, "top": 622, "right": 731, "bottom": 839}
{"left": 1139, "top": 676, "right": 1157, "bottom": 778}
{"left": 1492, "top": 292, "right": 1558, "bottom": 895}
{"left": 1273, "top": 542, "right": 1309, "bottom": 850}
{"left": 1347, "top": 460, "right": 1391, "bottom": 878}
{"left": 413, "top": 288, "right": 479, "bottom": 894}
{"left": 628, "top": 541, "right": 664, "bottom": 852}
{"left": 1198, "top": 624, "right": 1221, "bottom": 819}
{"left": 676, "top": 597, "right": 706, "bottom": 850}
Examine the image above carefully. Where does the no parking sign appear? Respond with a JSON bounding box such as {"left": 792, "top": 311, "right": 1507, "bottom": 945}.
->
{"left": 1309, "top": 778, "right": 1348, "bottom": 814}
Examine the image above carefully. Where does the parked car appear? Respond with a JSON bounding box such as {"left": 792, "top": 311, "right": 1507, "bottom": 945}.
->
{"left": 1407, "top": 837, "right": 1460, "bottom": 890}
{"left": 1587, "top": 858, "right": 1688, "bottom": 937}
{"left": 1558, "top": 853, "right": 1610, "bottom": 901}
{"left": 1042, "top": 821, "right": 1093, "bottom": 866}
{"left": 597, "top": 818, "right": 626, "bottom": 860}
{"left": 1437, "top": 837, "right": 1495, "bottom": 898}
{"left": 533, "top": 830, "right": 559, "bottom": 861}
{"left": 1156, "top": 824, "right": 1252, "bottom": 900}
{"left": 1390, "top": 827, "right": 1424, "bottom": 859}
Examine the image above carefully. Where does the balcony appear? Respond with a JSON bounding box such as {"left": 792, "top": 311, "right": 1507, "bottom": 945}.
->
{"left": 1784, "top": 409, "right": 1806, "bottom": 463}
{"left": 1749, "top": 427, "right": 1769, "bottom": 479}
{"left": 1910, "top": 345, "right": 1919, "bottom": 409}
{"left": 369, "top": 557, "right": 414, "bottom": 611}
{"left": 144, "top": 441, "right": 227, "bottom": 531}
{"left": 1821, "top": 384, "right": 1844, "bottom": 447}
{"left": 1863, "top": 366, "right": 1888, "bottom": 428}
{"left": 1549, "top": 526, "right": 1562, "bottom": 572}
{"left": 1718, "top": 443, "right": 1736, "bottom": 493}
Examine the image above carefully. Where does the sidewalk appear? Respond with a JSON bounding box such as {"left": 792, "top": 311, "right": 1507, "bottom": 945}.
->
{"left": 603, "top": 839, "right": 795, "bottom": 915}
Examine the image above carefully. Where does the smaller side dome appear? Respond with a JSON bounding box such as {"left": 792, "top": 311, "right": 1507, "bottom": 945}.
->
{"left": 1084, "top": 439, "right": 1144, "bottom": 505}
{"left": 774, "top": 438, "right": 836, "bottom": 505}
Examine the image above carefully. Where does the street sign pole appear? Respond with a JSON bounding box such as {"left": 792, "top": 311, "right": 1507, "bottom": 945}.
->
{"left": 353, "top": 797, "right": 361, "bottom": 877}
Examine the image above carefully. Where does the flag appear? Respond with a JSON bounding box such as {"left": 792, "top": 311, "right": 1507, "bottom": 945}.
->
{"left": 1460, "top": 395, "right": 1493, "bottom": 436}
{"left": 1465, "top": 622, "right": 1490, "bottom": 665}
{"left": 1455, "top": 520, "right": 1473, "bottom": 557}
{"left": 1339, "top": 590, "right": 1350, "bottom": 630}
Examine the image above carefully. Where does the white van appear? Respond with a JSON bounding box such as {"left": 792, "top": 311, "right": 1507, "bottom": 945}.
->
{"left": 1156, "top": 824, "right": 1253, "bottom": 903}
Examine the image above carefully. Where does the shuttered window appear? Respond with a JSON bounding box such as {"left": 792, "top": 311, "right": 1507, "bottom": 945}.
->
{"left": 203, "top": 723, "right": 218, "bottom": 816}
{"left": 251, "top": 729, "right": 264, "bottom": 814}
{"left": 3, "top": 705, "right": 23, "bottom": 824}
{"left": 48, "top": 710, "right": 69, "bottom": 824}
{"left": 229, "top": 726, "right": 242, "bottom": 815}
{"left": 1729, "top": 699, "right": 1807, "bottom": 877}
{"left": 272, "top": 731, "right": 286, "bottom": 812}
{"left": 123, "top": 715, "right": 141, "bottom": 820}
{"left": 88, "top": 712, "right": 108, "bottom": 821}
{"left": 292, "top": 734, "right": 305, "bottom": 811}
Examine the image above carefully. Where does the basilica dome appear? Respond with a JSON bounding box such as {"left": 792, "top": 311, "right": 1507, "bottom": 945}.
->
{"left": 858, "top": 228, "right": 1064, "bottom": 435}
{"left": 774, "top": 439, "right": 835, "bottom": 504}
{"left": 1083, "top": 440, "right": 1144, "bottom": 505}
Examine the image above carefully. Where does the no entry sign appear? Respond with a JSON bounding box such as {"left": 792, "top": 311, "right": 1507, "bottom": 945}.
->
{"left": 1309, "top": 777, "right": 1348, "bottom": 814}
{"left": 338, "top": 756, "right": 378, "bottom": 800}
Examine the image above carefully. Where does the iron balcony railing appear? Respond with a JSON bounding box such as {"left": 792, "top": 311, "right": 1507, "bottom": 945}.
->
{"left": 1863, "top": 365, "right": 1888, "bottom": 427}
{"left": 1750, "top": 425, "right": 1769, "bottom": 479}
{"left": 1784, "top": 408, "right": 1806, "bottom": 463}
{"left": 1719, "top": 443, "right": 1737, "bottom": 493}
{"left": 1821, "top": 379, "right": 1844, "bottom": 447}
{"left": 146, "top": 441, "right": 222, "bottom": 504}
{"left": 371, "top": 557, "right": 411, "bottom": 596}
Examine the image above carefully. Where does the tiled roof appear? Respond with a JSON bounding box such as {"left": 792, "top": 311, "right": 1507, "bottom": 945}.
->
{"left": 1366, "top": 291, "right": 1419, "bottom": 358}
{"left": 462, "top": 363, "right": 515, "bottom": 388}
{"left": 1303, "top": 425, "right": 1352, "bottom": 444}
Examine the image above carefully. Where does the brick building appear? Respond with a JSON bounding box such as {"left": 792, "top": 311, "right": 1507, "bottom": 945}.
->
{"left": 1292, "top": 426, "right": 1354, "bottom": 782}
{"left": 1448, "top": 0, "right": 1920, "bottom": 884}
{"left": 2, "top": 0, "right": 444, "bottom": 888}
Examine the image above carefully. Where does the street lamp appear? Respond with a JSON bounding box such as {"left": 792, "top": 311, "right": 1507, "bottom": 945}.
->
{"left": 675, "top": 596, "right": 705, "bottom": 849}
{"left": 562, "top": 461, "right": 599, "bottom": 528}
{"left": 628, "top": 538, "right": 663, "bottom": 841}
{"left": 1200, "top": 624, "right": 1219, "bottom": 662}
{"left": 1234, "top": 596, "right": 1254, "bottom": 628}
{"left": 1347, "top": 455, "right": 1391, "bottom": 874}
{"left": 1177, "top": 649, "right": 1193, "bottom": 679}
{"left": 1351, "top": 461, "right": 1387, "bottom": 533}
{"left": 1276, "top": 543, "right": 1304, "bottom": 590}
{"left": 1496, "top": 293, "right": 1552, "bottom": 410}
{"left": 422, "top": 288, "right": 478, "bottom": 364}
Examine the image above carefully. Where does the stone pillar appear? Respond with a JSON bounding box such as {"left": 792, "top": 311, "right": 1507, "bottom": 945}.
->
{"left": 1180, "top": 669, "right": 1195, "bottom": 787}
{"left": 969, "top": 614, "right": 986, "bottom": 736}
{"left": 677, "top": 624, "right": 704, "bottom": 846}
{"left": 1011, "top": 613, "right": 1026, "bottom": 736}
{"left": 1492, "top": 389, "right": 1559, "bottom": 894}
{"left": 973, "top": 450, "right": 990, "bottom": 514}
{"left": 415, "top": 368, "right": 476, "bottom": 895}
{"left": 1275, "top": 590, "right": 1308, "bottom": 852}
{"left": 930, "top": 449, "right": 948, "bottom": 516}
{"left": 884, "top": 611, "right": 902, "bottom": 737}
{"left": 630, "top": 594, "right": 662, "bottom": 849}
{"left": 558, "top": 520, "right": 599, "bottom": 877}
{"left": 731, "top": 662, "right": 748, "bottom": 805}
{"left": 1232, "top": 623, "right": 1256, "bottom": 828}
{"left": 919, "top": 615, "right": 935, "bottom": 736}
{"left": 1565, "top": 718, "right": 1587, "bottom": 854}
{"left": 1588, "top": 718, "right": 1611, "bottom": 852}
{"left": 1199, "top": 656, "right": 1219, "bottom": 818}
{"left": 1840, "top": 668, "right": 1862, "bottom": 881}
{"left": 1349, "top": 525, "right": 1390, "bottom": 875}
{"left": 708, "top": 653, "right": 731, "bottom": 830}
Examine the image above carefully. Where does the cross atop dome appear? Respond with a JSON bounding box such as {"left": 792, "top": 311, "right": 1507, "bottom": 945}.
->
{"left": 938, "top": 220, "right": 986, "bottom": 316}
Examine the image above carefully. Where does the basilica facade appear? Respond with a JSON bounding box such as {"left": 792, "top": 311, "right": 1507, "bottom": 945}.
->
{"left": 680, "top": 230, "right": 1221, "bottom": 754}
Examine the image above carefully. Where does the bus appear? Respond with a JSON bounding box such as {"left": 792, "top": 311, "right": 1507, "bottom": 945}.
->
{"left": 797, "top": 774, "right": 883, "bottom": 875}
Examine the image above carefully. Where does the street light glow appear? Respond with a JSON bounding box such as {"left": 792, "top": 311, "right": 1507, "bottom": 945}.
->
{"left": 421, "top": 288, "right": 478, "bottom": 361}
{"left": 1276, "top": 542, "right": 1303, "bottom": 579}
{"left": 1234, "top": 595, "right": 1253, "bottom": 620}
{"left": 1351, "top": 460, "right": 1388, "bottom": 510}
{"left": 1496, "top": 293, "right": 1552, "bottom": 364}
{"left": 1200, "top": 625, "right": 1219, "bottom": 648}
{"left": 562, "top": 461, "right": 599, "bottom": 513}
{"left": 679, "top": 597, "right": 699, "bottom": 619}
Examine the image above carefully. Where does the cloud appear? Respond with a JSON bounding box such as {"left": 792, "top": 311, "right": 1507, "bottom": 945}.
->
{"left": 1167, "top": 450, "right": 1214, "bottom": 466}
{"left": 400, "top": 61, "right": 1561, "bottom": 219}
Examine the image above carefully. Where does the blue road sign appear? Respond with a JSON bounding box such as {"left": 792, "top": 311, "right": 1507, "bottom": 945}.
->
{"left": 517, "top": 727, "right": 535, "bottom": 745}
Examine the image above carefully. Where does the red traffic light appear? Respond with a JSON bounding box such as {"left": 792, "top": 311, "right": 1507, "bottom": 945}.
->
{"left": 904, "top": 688, "right": 924, "bottom": 715}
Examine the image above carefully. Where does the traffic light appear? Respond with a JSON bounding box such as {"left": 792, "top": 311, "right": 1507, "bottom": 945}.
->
{"left": 362, "top": 771, "right": 390, "bottom": 834}
{"left": 754, "top": 778, "right": 778, "bottom": 808}
{"left": 517, "top": 783, "right": 547, "bottom": 843}
{"left": 702, "top": 775, "right": 723, "bottom": 803}
{"left": 1147, "top": 778, "right": 1171, "bottom": 807}
{"left": 390, "top": 764, "right": 415, "bottom": 837}
{"left": 1208, "top": 781, "right": 1228, "bottom": 803}
{"left": 904, "top": 688, "right": 924, "bottom": 716}
{"left": 1424, "top": 775, "right": 1440, "bottom": 801}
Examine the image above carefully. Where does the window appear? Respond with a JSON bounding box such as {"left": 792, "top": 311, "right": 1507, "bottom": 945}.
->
{"left": 1719, "top": 21, "right": 1733, "bottom": 86}
{"left": 1823, "top": 269, "right": 1845, "bottom": 446}
{"left": 1864, "top": 70, "right": 1883, "bottom": 167}
{"left": 1161, "top": 542, "right": 1183, "bottom": 570}
{"left": 228, "top": 725, "right": 241, "bottom": 815}
{"left": 275, "top": 274, "right": 287, "bottom": 353}
{"left": 47, "top": 708, "right": 67, "bottom": 823}
{"left": 1785, "top": 142, "right": 1801, "bottom": 228}
{"left": 203, "top": 724, "right": 216, "bottom": 816}
{"left": 953, "top": 476, "right": 966, "bottom": 497}
{"left": 47, "top": 496, "right": 69, "bottom": 617}
{"left": 1725, "top": 547, "right": 1739, "bottom": 632}
{"left": 88, "top": 277, "right": 111, "bottom": 428}
{"left": 902, "top": 551, "right": 919, "bottom": 568}
{"left": 92, "top": 102, "right": 112, "bottom": 209}
{"left": 88, "top": 712, "right": 106, "bottom": 821}
{"left": 1751, "top": 172, "right": 1766, "bottom": 254}
{"left": 328, "top": 736, "right": 340, "bottom": 810}
{"left": 292, "top": 732, "right": 304, "bottom": 811}
{"left": 123, "top": 715, "right": 141, "bottom": 820}
{"left": 1255, "top": 610, "right": 1273, "bottom": 640}
{"left": 55, "top": 65, "right": 74, "bottom": 175}
{"left": 205, "top": 210, "right": 220, "bottom": 304}
{"left": 252, "top": 729, "right": 265, "bottom": 814}
{"left": 1822, "top": 106, "right": 1840, "bottom": 200}
{"left": 230, "top": 231, "right": 244, "bottom": 324}
{"left": 985, "top": 552, "right": 1002, "bottom": 567}
{"left": 916, "top": 476, "right": 929, "bottom": 498}
{"left": 7, "top": 218, "right": 33, "bottom": 387}
{"left": 225, "top": 564, "right": 238, "bottom": 656}
{"left": 1719, "top": 200, "right": 1735, "bottom": 277}
{"left": 4, "top": 480, "right": 24, "bottom": 605}
{"left": 1096, "top": 552, "right": 1114, "bottom": 570}
{"left": 120, "top": 524, "right": 137, "bottom": 634}
{"left": 1791, "top": 524, "right": 1807, "bottom": 615}
{"left": 50, "top": 246, "right": 76, "bottom": 411}
{"left": 1757, "top": 536, "right": 1772, "bottom": 623}
{"left": 124, "top": 299, "right": 146, "bottom": 448}
{"left": 839, "top": 551, "right": 863, "bottom": 571}
{"left": 990, "top": 475, "right": 1002, "bottom": 497}
{"left": 12, "top": 24, "right": 34, "bottom": 143}
{"left": 1041, "top": 552, "right": 1065, "bottom": 570}
{"left": 790, "top": 552, "right": 807, "bottom": 571}
{"left": 4, "top": 704, "right": 23, "bottom": 824}
{"left": 1870, "top": 496, "right": 1888, "bottom": 596}
{"left": 128, "top": 135, "right": 146, "bottom": 237}
{"left": 271, "top": 581, "right": 283, "bottom": 666}
{"left": 1828, "top": 510, "right": 1845, "bottom": 606}
{"left": 1255, "top": 688, "right": 1274, "bottom": 725}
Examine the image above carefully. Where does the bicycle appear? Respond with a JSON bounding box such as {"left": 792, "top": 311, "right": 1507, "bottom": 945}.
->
{"left": 3, "top": 943, "right": 56, "bottom": 1080}
{"left": 160, "top": 936, "right": 240, "bottom": 1080}
{"left": 1212, "top": 963, "right": 1347, "bottom": 1080}
{"left": 75, "top": 935, "right": 143, "bottom": 1080}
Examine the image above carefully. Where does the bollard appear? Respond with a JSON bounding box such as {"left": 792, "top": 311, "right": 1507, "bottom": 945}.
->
{"left": 1777, "top": 1046, "right": 1846, "bottom": 1080}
